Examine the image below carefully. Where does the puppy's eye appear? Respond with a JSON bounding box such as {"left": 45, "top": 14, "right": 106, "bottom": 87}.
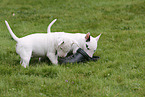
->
{"left": 86, "top": 44, "right": 90, "bottom": 50}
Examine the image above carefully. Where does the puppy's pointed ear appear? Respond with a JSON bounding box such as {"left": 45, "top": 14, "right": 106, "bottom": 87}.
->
{"left": 85, "top": 32, "right": 90, "bottom": 42}
{"left": 58, "top": 40, "right": 64, "bottom": 46}
{"left": 57, "top": 37, "right": 64, "bottom": 46}
{"left": 96, "top": 34, "right": 101, "bottom": 41}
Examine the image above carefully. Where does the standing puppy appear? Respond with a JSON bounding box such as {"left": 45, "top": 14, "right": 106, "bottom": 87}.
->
{"left": 5, "top": 20, "right": 77, "bottom": 68}
{"left": 47, "top": 19, "right": 101, "bottom": 57}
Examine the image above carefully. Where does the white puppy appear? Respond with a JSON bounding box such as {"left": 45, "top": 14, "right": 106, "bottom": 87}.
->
{"left": 47, "top": 19, "right": 101, "bottom": 57}
{"left": 5, "top": 20, "right": 78, "bottom": 68}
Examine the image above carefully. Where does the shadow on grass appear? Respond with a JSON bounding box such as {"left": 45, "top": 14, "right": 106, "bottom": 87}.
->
{"left": 29, "top": 57, "right": 52, "bottom": 67}
{"left": 11, "top": 57, "right": 52, "bottom": 67}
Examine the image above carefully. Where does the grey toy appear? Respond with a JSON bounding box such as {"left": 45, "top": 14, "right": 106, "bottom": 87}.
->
{"left": 59, "top": 48, "right": 100, "bottom": 64}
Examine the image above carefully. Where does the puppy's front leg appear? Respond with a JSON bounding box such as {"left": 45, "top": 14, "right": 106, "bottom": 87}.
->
{"left": 47, "top": 53, "right": 58, "bottom": 65}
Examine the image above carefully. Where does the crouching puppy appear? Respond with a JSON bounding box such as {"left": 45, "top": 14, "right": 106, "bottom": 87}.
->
{"left": 5, "top": 20, "right": 78, "bottom": 68}
{"left": 47, "top": 19, "right": 101, "bottom": 57}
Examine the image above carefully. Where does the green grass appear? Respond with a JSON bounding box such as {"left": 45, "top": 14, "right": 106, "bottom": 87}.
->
{"left": 0, "top": 0, "right": 145, "bottom": 96}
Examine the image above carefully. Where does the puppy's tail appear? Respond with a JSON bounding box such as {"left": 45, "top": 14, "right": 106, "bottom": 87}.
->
{"left": 5, "top": 20, "right": 19, "bottom": 42}
{"left": 47, "top": 19, "right": 57, "bottom": 33}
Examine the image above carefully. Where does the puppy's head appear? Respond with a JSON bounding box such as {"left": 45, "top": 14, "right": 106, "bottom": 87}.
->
{"left": 57, "top": 37, "right": 77, "bottom": 57}
{"left": 83, "top": 32, "right": 101, "bottom": 57}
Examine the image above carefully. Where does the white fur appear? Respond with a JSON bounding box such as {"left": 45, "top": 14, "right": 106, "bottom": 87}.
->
{"left": 5, "top": 20, "right": 77, "bottom": 68}
{"left": 47, "top": 19, "right": 101, "bottom": 57}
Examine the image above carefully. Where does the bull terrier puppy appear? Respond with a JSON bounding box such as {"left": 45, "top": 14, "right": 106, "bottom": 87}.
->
{"left": 5, "top": 20, "right": 78, "bottom": 68}
{"left": 47, "top": 19, "right": 101, "bottom": 57}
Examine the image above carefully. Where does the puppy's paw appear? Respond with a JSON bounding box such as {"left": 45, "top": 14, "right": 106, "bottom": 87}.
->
{"left": 53, "top": 62, "right": 58, "bottom": 65}
{"left": 21, "top": 63, "right": 28, "bottom": 68}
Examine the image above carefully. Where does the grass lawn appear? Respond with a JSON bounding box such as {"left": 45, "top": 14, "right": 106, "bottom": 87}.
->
{"left": 0, "top": 0, "right": 144, "bottom": 96}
